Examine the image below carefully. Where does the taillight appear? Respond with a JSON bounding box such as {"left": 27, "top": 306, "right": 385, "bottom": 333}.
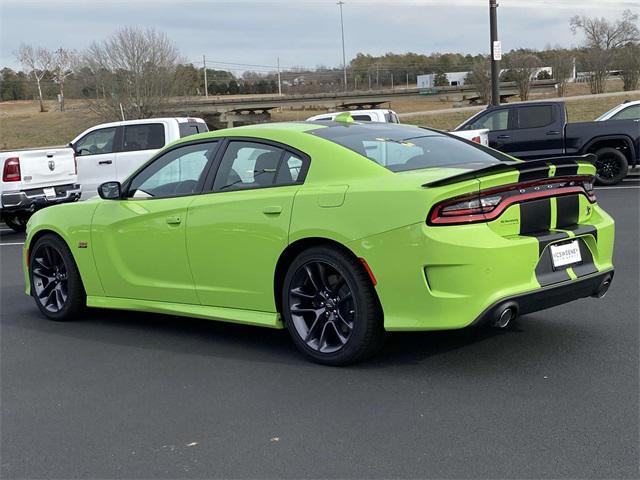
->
{"left": 428, "top": 175, "right": 596, "bottom": 226}
{"left": 471, "top": 136, "right": 481, "bottom": 144}
{"left": 2, "top": 157, "right": 21, "bottom": 182}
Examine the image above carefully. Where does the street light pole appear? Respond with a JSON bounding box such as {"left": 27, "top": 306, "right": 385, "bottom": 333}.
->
{"left": 337, "top": 1, "right": 347, "bottom": 92}
{"left": 489, "top": 0, "right": 501, "bottom": 106}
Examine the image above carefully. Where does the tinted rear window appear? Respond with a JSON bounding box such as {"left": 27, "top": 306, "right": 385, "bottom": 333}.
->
{"left": 518, "top": 105, "right": 554, "bottom": 129}
{"left": 179, "top": 122, "right": 209, "bottom": 138}
{"left": 309, "top": 124, "right": 510, "bottom": 172}
{"left": 123, "top": 123, "right": 165, "bottom": 152}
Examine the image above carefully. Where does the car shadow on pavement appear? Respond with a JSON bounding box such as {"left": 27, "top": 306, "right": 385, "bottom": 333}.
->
{"left": 8, "top": 294, "right": 577, "bottom": 371}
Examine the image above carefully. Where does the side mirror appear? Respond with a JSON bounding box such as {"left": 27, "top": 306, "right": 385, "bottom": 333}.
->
{"left": 98, "top": 181, "right": 122, "bottom": 200}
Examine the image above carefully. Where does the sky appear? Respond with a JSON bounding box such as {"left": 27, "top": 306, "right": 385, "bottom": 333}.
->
{"left": 1, "top": 0, "right": 639, "bottom": 73}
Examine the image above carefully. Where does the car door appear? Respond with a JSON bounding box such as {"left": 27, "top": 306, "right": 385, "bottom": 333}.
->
{"left": 511, "top": 104, "right": 564, "bottom": 159}
{"left": 461, "top": 107, "right": 516, "bottom": 155}
{"left": 73, "top": 126, "right": 119, "bottom": 199}
{"left": 115, "top": 122, "right": 167, "bottom": 181}
{"left": 91, "top": 141, "right": 219, "bottom": 304}
{"left": 186, "top": 139, "right": 309, "bottom": 312}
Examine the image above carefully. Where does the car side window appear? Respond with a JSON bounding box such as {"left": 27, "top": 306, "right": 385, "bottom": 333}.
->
{"left": 467, "top": 109, "right": 510, "bottom": 131}
{"left": 123, "top": 124, "right": 165, "bottom": 152}
{"left": 75, "top": 127, "right": 117, "bottom": 156}
{"left": 517, "top": 106, "right": 554, "bottom": 129}
{"left": 127, "top": 142, "right": 217, "bottom": 199}
{"left": 611, "top": 104, "right": 640, "bottom": 120}
{"left": 352, "top": 114, "right": 373, "bottom": 121}
{"left": 214, "top": 141, "right": 306, "bottom": 192}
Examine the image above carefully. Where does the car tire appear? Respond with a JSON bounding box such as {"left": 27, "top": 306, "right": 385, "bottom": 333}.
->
{"left": 282, "top": 246, "right": 385, "bottom": 365}
{"left": 594, "top": 147, "right": 628, "bottom": 185}
{"left": 29, "top": 234, "right": 86, "bottom": 321}
{"left": 4, "top": 214, "right": 28, "bottom": 233}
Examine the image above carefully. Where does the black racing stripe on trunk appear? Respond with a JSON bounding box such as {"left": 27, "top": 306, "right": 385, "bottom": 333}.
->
{"left": 519, "top": 165, "right": 550, "bottom": 182}
{"left": 556, "top": 194, "right": 580, "bottom": 228}
{"left": 520, "top": 199, "right": 551, "bottom": 234}
{"left": 535, "top": 248, "right": 571, "bottom": 286}
{"left": 527, "top": 230, "right": 570, "bottom": 256}
{"left": 554, "top": 162, "right": 579, "bottom": 177}
{"left": 565, "top": 224, "right": 598, "bottom": 242}
{"left": 572, "top": 239, "right": 599, "bottom": 277}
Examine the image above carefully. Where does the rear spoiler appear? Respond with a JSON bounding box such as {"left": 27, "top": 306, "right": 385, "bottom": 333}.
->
{"left": 422, "top": 154, "right": 596, "bottom": 188}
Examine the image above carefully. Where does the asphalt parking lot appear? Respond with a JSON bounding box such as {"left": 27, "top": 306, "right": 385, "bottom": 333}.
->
{"left": 1, "top": 177, "right": 638, "bottom": 479}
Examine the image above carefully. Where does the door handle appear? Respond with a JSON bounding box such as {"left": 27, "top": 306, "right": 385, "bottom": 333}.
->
{"left": 497, "top": 135, "right": 511, "bottom": 139}
{"left": 165, "top": 216, "right": 182, "bottom": 225}
{"left": 98, "top": 160, "right": 113, "bottom": 165}
{"left": 546, "top": 131, "right": 561, "bottom": 136}
{"left": 262, "top": 206, "right": 282, "bottom": 215}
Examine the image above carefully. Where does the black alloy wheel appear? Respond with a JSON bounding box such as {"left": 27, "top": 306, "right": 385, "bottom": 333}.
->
{"left": 288, "top": 260, "right": 356, "bottom": 354}
{"left": 282, "top": 246, "right": 384, "bottom": 365}
{"left": 594, "top": 147, "right": 628, "bottom": 185}
{"left": 30, "top": 234, "right": 85, "bottom": 321}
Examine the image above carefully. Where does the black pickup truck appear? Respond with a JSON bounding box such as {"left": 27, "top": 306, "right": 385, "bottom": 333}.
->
{"left": 455, "top": 101, "right": 640, "bottom": 184}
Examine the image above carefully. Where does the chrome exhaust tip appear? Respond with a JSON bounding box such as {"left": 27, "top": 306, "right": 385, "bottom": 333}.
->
{"left": 492, "top": 307, "right": 516, "bottom": 329}
{"left": 592, "top": 276, "right": 612, "bottom": 299}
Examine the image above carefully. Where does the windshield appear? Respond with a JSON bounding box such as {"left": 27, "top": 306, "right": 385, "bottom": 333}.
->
{"left": 309, "top": 123, "right": 511, "bottom": 172}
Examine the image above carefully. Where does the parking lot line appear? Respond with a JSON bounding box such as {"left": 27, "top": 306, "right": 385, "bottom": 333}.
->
{"left": 0, "top": 242, "right": 25, "bottom": 246}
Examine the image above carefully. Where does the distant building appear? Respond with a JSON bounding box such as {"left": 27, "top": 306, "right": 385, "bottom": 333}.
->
{"left": 417, "top": 72, "right": 470, "bottom": 89}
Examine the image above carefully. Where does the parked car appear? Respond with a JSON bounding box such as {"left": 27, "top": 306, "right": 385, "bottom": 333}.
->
{"left": 307, "top": 109, "right": 489, "bottom": 146}
{"left": 0, "top": 147, "right": 80, "bottom": 232}
{"left": 70, "top": 117, "right": 208, "bottom": 198}
{"left": 307, "top": 109, "right": 401, "bottom": 123}
{"left": 24, "top": 121, "right": 614, "bottom": 365}
{"left": 595, "top": 100, "right": 640, "bottom": 121}
{"left": 455, "top": 101, "right": 640, "bottom": 185}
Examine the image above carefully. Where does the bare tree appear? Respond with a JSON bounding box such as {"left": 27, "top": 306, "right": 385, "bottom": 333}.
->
{"left": 17, "top": 45, "right": 52, "bottom": 112}
{"left": 507, "top": 53, "right": 540, "bottom": 101}
{"left": 548, "top": 49, "right": 574, "bottom": 97}
{"left": 51, "top": 48, "right": 77, "bottom": 111}
{"left": 466, "top": 56, "right": 492, "bottom": 104}
{"left": 83, "top": 27, "right": 180, "bottom": 119}
{"left": 617, "top": 43, "right": 640, "bottom": 91}
{"left": 570, "top": 9, "right": 640, "bottom": 93}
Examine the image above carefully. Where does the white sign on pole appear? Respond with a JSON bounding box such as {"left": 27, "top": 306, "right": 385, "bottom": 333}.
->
{"left": 493, "top": 41, "right": 502, "bottom": 61}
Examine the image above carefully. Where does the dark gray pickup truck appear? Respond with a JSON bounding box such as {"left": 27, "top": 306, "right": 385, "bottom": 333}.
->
{"left": 455, "top": 101, "right": 640, "bottom": 184}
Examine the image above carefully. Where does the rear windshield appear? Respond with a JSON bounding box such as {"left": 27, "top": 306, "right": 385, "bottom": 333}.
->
{"left": 179, "top": 121, "right": 209, "bottom": 138}
{"left": 309, "top": 124, "right": 510, "bottom": 172}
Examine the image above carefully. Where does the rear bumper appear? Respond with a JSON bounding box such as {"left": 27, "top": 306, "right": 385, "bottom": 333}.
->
{"left": 1, "top": 183, "right": 81, "bottom": 213}
{"left": 469, "top": 269, "right": 614, "bottom": 328}
{"left": 347, "top": 205, "right": 615, "bottom": 331}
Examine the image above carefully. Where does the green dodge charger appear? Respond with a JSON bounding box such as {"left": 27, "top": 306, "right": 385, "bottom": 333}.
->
{"left": 23, "top": 118, "right": 615, "bottom": 365}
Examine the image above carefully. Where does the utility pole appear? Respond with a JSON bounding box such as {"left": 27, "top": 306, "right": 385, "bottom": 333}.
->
{"left": 406, "top": 72, "right": 409, "bottom": 89}
{"left": 203, "top": 54, "right": 208, "bottom": 98}
{"left": 277, "top": 57, "right": 282, "bottom": 95}
{"left": 391, "top": 72, "right": 394, "bottom": 90}
{"left": 489, "top": 0, "right": 501, "bottom": 106}
{"left": 337, "top": 1, "right": 347, "bottom": 92}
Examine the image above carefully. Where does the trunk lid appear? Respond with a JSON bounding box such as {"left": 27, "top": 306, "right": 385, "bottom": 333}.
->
{"left": 424, "top": 155, "right": 597, "bottom": 235}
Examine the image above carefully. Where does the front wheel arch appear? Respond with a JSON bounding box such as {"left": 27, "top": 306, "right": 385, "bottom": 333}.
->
{"left": 273, "top": 237, "right": 381, "bottom": 318}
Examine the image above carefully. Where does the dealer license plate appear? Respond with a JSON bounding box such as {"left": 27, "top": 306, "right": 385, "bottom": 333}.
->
{"left": 43, "top": 187, "right": 56, "bottom": 199}
{"left": 550, "top": 240, "right": 582, "bottom": 268}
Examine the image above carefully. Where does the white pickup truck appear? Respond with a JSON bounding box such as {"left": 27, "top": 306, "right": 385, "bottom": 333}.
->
{"left": 1, "top": 147, "right": 80, "bottom": 231}
{"left": 70, "top": 117, "right": 208, "bottom": 198}
{"left": 306, "top": 109, "right": 489, "bottom": 146}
